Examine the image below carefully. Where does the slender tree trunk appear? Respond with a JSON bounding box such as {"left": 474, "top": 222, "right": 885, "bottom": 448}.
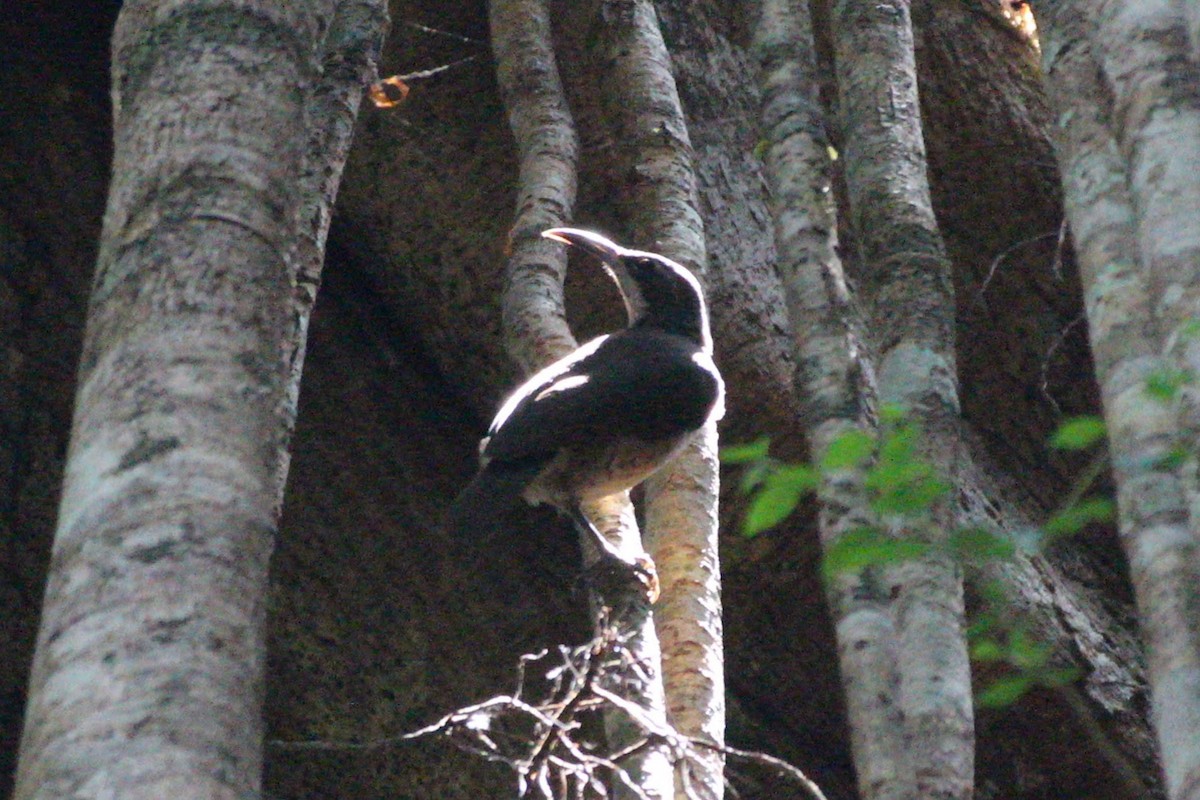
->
{"left": 751, "top": 3, "right": 913, "bottom": 800}
{"left": 491, "top": 2, "right": 675, "bottom": 797}
{"left": 591, "top": 2, "right": 726, "bottom": 797}
{"left": 753, "top": 0, "right": 931, "bottom": 795}
{"left": 1184, "top": 0, "right": 1200, "bottom": 63}
{"left": 831, "top": 1, "right": 974, "bottom": 797}
{"left": 12, "top": 0, "right": 384, "bottom": 796}
{"left": 282, "top": 0, "right": 390, "bottom": 508}
{"left": 1040, "top": 1, "right": 1200, "bottom": 798}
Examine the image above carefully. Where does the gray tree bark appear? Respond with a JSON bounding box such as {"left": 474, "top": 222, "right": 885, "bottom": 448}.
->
{"left": 490, "top": 1, "right": 675, "bottom": 797}
{"left": 1040, "top": 1, "right": 1200, "bottom": 797}
{"left": 752, "top": 3, "right": 912, "bottom": 799}
{"left": 589, "top": 3, "right": 727, "bottom": 797}
{"left": 830, "top": 1, "right": 973, "bottom": 797}
{"left": 0, "top": 1, "right": 1177, "bottom": 798}
{"left": 13, "top": 0, "right": 383, "bottom": 796}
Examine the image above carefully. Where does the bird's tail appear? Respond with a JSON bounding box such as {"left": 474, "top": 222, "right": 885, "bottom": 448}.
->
{"left": 443, "top": 463, "right": 540, "bottom": 539}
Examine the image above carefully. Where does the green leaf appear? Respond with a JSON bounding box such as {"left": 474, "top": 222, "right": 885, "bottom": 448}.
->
{"left": 743, "top": 483, "right": 802, "bottom": 537}
{"left": 970, "top": 638, "right": 1005, "bottom": 662}
{"left": 1179, "top": 319, "right": 1200, "bottom": 340}
{"left": 870, "top": 471, "right": 950, "bottom": 516}
{"left": 1044, "top": 496, "right": 1116, "bottom": 539}
{"left": 1007, "top": 628, "right": 1051, "bottom": 670}
{"left": 976, "top": 674, "right": 1034, "bottom": 709}
{"left": 773, "top": 463, "right": 821, "bottom": 493}
{"left": 975, "top": 580, "right": 1010, "bottom": 608}
{"left": 820, "top": 429, "right": 875, "bottom": 470}
{"left": 966, "top": 612, "right": 999, "bottom": 640}
{"left": 1151, "top": 445, "right": 1190, "bottom": 471}
{"left": 1145, "top": 367, "right": 1194, "bottom": 402}
{"left": 878, "top": 403, "right": 909, "bottom": 424}
{"left": 753, "top": 139, "right": 770, "bottom": 160}
{"left": 741, "top": 464, "right": 820, "bottom": 536}
{"left": 1048, "top": 416, "right": 1106, "bottom": 450}
{"left": 821, "top": 528, "right": 930, "bottom": 579}
{"left": 948, "top": 527, "right": 1016, "bottom": 562}
{"left": 864, "top": 458, "right": 923, "bottom": 493}
{"left": 721, "top": 437, "right": 771, "bottom": 464}
{"left": 876, "top": 424, "right": 917, "bottom": 465}
{"left": 743, "top": 487, "right": 795, "bottom": 537}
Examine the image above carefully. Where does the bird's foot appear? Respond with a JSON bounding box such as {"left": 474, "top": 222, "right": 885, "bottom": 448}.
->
{"left": 579, "top": 550, "right": 660, "bottom": 605}
{"left": 566, "top": 504, "right": 660, "bottom": 603}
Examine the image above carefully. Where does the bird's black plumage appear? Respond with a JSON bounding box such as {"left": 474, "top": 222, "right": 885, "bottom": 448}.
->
{"left": 446, "top": 228, "right": 723, "bottom": 559}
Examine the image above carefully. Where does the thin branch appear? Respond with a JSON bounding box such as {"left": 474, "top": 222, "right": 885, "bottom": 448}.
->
{"left": 974, "top": 230, "right": 1060, "bottom": 305}
{"left": 268, "top": 635, "right": 827, "bottom": 800}
{"left": 402, "top": 20, "right": 484, "bottom": 44}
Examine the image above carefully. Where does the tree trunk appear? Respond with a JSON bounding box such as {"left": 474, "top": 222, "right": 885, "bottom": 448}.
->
{"left": 12, "top": 0, "right": 381, "bottom": 796}
{"left": 0, "top": 0, "right": 1175, "bottom": 798}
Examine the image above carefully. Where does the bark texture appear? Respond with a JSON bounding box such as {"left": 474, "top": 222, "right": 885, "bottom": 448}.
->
{"left": 491, "top": 0, "right": 577, "bottom": 372}
{"left": 14, "top": 0, "right": 349, "bottom": 797}
{"left": 282, "top": 0, "right": 390, "bottom": 508}
{"left": 1041, "top": 1, "right": 1200, "bottom": 797}
{"left": 491, "top": 1, "right": 674, "bottom": 797}
{"left": 0, "top": 1, "right": 1172, "bottom": 798}
{"left": 752, "top": 3, "right": 911, "bottom": 799}
{"left": 830, "top": 1, "right": 973, "bottom": 797}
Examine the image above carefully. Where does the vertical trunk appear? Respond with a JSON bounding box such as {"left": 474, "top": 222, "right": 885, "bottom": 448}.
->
{"left": 492, "top": 2, "right": 675, "bottom": 798}
{"left": 594, "top": 2, "right": 726, "bottom": 797}
{"left": 1042, "top": 1, "right": 1200, "bottom": 797}
{"left": 281, "top": 0, "right": 390, "bottom": 509}
{"left": 751, "top": 1, "right": 910, "bottom": 799}
{"left": 13, "top": 0, "right": 347, "bottom": 796}
{"left": 831, "top": 0, "right": 974, "bottom": 797}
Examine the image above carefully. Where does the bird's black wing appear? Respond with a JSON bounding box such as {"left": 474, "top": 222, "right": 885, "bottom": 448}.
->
{"left": 481, "top": 329, "right": 722, "bottom": 467}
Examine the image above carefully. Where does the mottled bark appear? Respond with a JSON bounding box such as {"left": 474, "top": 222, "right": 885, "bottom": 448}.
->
{"left": 1085, "top": 0, "right": 1200, "bottom": 457}
{"left": 1041, "top": 2, "right": 1200, "bottom": 798}
{"left": 0, "top": 1, "right": 1171, "bottom": 798}
{"left": 1185, "top": 0, "right": 1200, "bottom": 64}
{"left": 830, "top": 1, "right": 972, "bottom": 797}
{"left": 13, "top": 0, "right": 352, "bottom": 797}
{"left": 751, "top": 3, "right": 912, "bottom": 799}
{"left": 491, "top": 0, "right": 577, "bottom": 373}
{"left": 591, "top": 2, "right": 725, "bottom": 797}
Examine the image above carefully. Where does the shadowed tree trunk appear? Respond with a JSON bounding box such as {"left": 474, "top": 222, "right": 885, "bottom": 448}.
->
{"left": 1040, "top": 1, "right": 1200, "bottom": 798}
{"left": 11, "top": 0, "right": 386, "bottom": 796}
{"left": 0, "top": 0, "right": 1180, "bottom": 798}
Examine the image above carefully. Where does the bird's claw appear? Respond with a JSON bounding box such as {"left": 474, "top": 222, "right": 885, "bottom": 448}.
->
{"left": 578, "top": 550, "right": 660, "bottom": 605}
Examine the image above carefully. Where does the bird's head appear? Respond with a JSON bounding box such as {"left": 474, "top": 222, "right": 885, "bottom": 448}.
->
{"left": 542, "top": 227, "right": 712, "bottom": 352}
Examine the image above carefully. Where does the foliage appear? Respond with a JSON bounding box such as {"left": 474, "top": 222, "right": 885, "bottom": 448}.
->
{"left": 721, "top": 408, "right": 1116, "bottom": 710}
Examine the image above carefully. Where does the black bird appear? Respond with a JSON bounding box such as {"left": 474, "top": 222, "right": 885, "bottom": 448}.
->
{"left": 447, "top": 228, "right": 724, "bottom": 577}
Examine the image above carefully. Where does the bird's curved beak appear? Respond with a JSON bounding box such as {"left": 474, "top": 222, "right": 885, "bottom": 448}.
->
{"left": 542, "top": 228, "right": 624, "bottom": 265}
{"left": 543, "top": 227, "right": 647, "bottom": 326}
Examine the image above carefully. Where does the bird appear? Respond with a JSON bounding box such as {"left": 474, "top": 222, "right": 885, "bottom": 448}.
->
{"left": 446, "top": 228, "right": 724, "bottom": 586}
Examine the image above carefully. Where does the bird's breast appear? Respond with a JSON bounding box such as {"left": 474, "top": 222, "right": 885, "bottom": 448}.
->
{"left": 520, "top": 431, "right": 696, "bottom": 508}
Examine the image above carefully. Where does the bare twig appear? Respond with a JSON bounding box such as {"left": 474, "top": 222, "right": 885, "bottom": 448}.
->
{"left": 1038, "top": 311, "right": 1086, "bottom": 419}
{"left": 269, "top": 634, "right": 827, "bottom": 800}
{"left": 402, "top": 20, "right": 484, "bottom": 45}
{"left": 974, "top": 229, "right": 1060, "bottom": 304}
